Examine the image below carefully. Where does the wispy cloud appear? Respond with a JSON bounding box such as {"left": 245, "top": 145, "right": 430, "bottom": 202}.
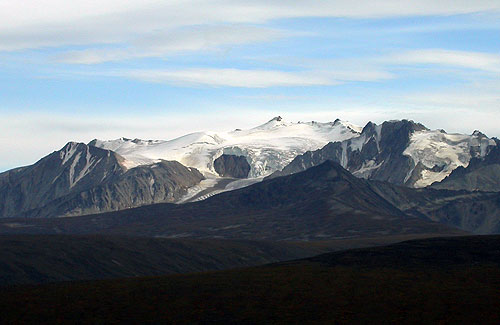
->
{"left": 108, "top": 63, "right": 395, "bottom": 87}
{"left": 1, "top": 1, "right": 499, "bottom": 52}
{"left": 2, "top": 1, "right": 500, "bottom": 172}
{"left": 388, "top": 49, "right": 500, "bottom": 72}
{"left": 117, "top": 68, "right": 339, "bottom": 88}
{"left": 55, "top": 25, "right": 288, "bottom": 64}
{"left": 51, "top": 47, "right": 500, "bottom": 88}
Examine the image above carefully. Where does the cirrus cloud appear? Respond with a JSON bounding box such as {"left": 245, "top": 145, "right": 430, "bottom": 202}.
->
{"left": 1, "top": 0, "right": 499, "bottom": 53}
{"left": 388, "top": 49, "right": 500, "bottom": 72}
{"left": 54, "top": 25, "right": 290, "bottom": 64}
{"left": 118, "top": 68, "right": 339, "bottom": 88}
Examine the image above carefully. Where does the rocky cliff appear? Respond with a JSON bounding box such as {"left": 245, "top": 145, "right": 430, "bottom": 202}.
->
{"left": 0, "top": 142, "right": 204, "bottom": 218}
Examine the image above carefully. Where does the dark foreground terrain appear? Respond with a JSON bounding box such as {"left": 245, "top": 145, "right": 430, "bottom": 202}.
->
{"left": 2, "top": 235, "right": 499, "bottom": 324}
{"left": 0, "top": 233, "right": 442, "bottom": 286}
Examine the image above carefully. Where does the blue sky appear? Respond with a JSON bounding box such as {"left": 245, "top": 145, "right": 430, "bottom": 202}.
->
{"left": 1, "top": 1, "right": 500, "bottom": 171}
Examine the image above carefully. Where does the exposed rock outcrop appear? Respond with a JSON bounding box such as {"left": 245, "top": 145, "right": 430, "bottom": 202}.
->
{"left": 213, "top": 154, "right": 250, "bottom": 178}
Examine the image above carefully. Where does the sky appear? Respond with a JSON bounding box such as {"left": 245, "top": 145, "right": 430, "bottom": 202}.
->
{"left": 1, "top": 0, "right": 500, "bottom": 171}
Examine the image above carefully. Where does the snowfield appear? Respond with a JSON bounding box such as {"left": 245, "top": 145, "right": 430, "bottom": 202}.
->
{"left": 91, "top": 117, "right": 362, "bottom": 177}
{"left": 403, "top": 130, "right": 496, "bottom": 187}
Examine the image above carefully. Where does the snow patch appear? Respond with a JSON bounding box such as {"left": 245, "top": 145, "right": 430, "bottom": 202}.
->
{"left": 224, "top": 176, "right": 265, "bottom": 191}
{"left": 177, "top": 177, "right": 220, "bottom": 203}
{"left": 352, "top": 160, "right": 383, "bottom": 178}
{"left": 349, "top": 134, "right": 366, "bottom": 152}
{"left": 341, "top": 141, "right": 348, "bottom": 168}
{"left": 68, "top": 152, "right": 82, "bottom": 188}
{"left": 374, "top": 124, "right": 383, "bottom": 151}
{"left": 73, "top": 146, "right": 97, "bottom": 185}
{"left": 148, "top": 177, "right": 155, "bottom": 196}
{"left": 60, "top": 142, "right": 78, "bottom": 165}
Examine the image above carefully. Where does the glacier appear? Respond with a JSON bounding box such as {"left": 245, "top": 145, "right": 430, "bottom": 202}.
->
{"left": 91, "top": 116, "right": 362, "bottom": 178}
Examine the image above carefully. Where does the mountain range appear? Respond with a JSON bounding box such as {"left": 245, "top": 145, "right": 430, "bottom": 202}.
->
{"left": 4, "top": 160, "right": 500, "bottom": 239}
{"left": 2, "top": 117, "right": 500, "bottom": 321}
{"left": 1, "top": 117, "right": 499, "bottom": 236}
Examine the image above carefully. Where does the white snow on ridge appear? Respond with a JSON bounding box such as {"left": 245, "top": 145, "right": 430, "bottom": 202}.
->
{"left": 403, "top": 130, "right": 496, "bottom": 187}
{"left": 90, "top": 118, "right": 497, "bottom": 195}
{"left": 91, "top": 117, "right": 361, "bottom": 178}
{"left": 60, "top": 142, "right": 79, "bottom": 165}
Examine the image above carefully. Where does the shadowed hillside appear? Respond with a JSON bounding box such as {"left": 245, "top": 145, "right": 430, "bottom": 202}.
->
{"left": 0, "top": 161, "right": 463, "bottom": 240}
{"left": 1, "top": 235, "right": 499, "bottom": 324}
{"left": 0, "top": 233, "right": 448, "bottom": 286}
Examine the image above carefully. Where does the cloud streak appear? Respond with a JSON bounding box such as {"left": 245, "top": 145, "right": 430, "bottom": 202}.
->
{"left": 118, "top": 68, "right": 339, "bottom": 88}
{"left": 1, "top": 1, "right": 499, "bottom": 52}
{"left": 55, "top": 25, "right": 288, "bottom": 64}
{"left": 108, "top": 63, "right": 394, "bottom": 87}
{"left": 389, "top": 49, "right": 500, "bottom": 72}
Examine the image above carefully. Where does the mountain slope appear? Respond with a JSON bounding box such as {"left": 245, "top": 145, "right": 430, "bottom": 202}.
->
{"left": 368, "top": 181, "right": 500, "bottom": 234}
{"left": 269, "top": 120, "right": 496, "bottom": 188}
{"left": 0, "top": 143, "right": 204, "bottom": 218}
{"left": 0, "top": 161, "right": 462, "bottom": 239}
{"left": 0, "top": 142, "right": 125, "bottom": 218}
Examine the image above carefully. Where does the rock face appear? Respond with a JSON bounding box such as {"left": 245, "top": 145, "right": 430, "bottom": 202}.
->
{"left": 431, "top": 139, "right": 500, "bottom": 192}
{"left": 213, "top": 154, "right": 250, "bottom": 178}
{"left": 268, "top": 120, "right": 496, "bottom": 188}
{"left": 0, "top": 142, "right": 204, "bottom": 218}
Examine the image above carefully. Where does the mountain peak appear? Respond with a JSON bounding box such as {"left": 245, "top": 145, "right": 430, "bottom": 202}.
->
{"left": 62, "top": 141, "right": 81, "bottom": 149}
{"left": 332, "top": 119, "right": 362, "bottom": 133}
{"left": 361, "top": 121, "right": 377, "bottom": 134}
{"left": 301, "top": 160, "right": 356, "bottom": 182}
{"left": 472, "top": 130, "right": 486, "bottom": 137}
{"left": 252, "top": 116, "right": 289, "bottom": 130}
{"left": 60, "top": 142, "right": 87, "bottom": 160}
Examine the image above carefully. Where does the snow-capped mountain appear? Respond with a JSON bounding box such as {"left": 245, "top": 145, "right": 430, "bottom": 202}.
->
{"left": 2, "top": 116, "right": 498, "bottom": 219}
{"left": 270, "top": 120, "right": 498, "bottom": 188}
{"left": 90, "top": 116, "right": 362, "bottom": 178}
